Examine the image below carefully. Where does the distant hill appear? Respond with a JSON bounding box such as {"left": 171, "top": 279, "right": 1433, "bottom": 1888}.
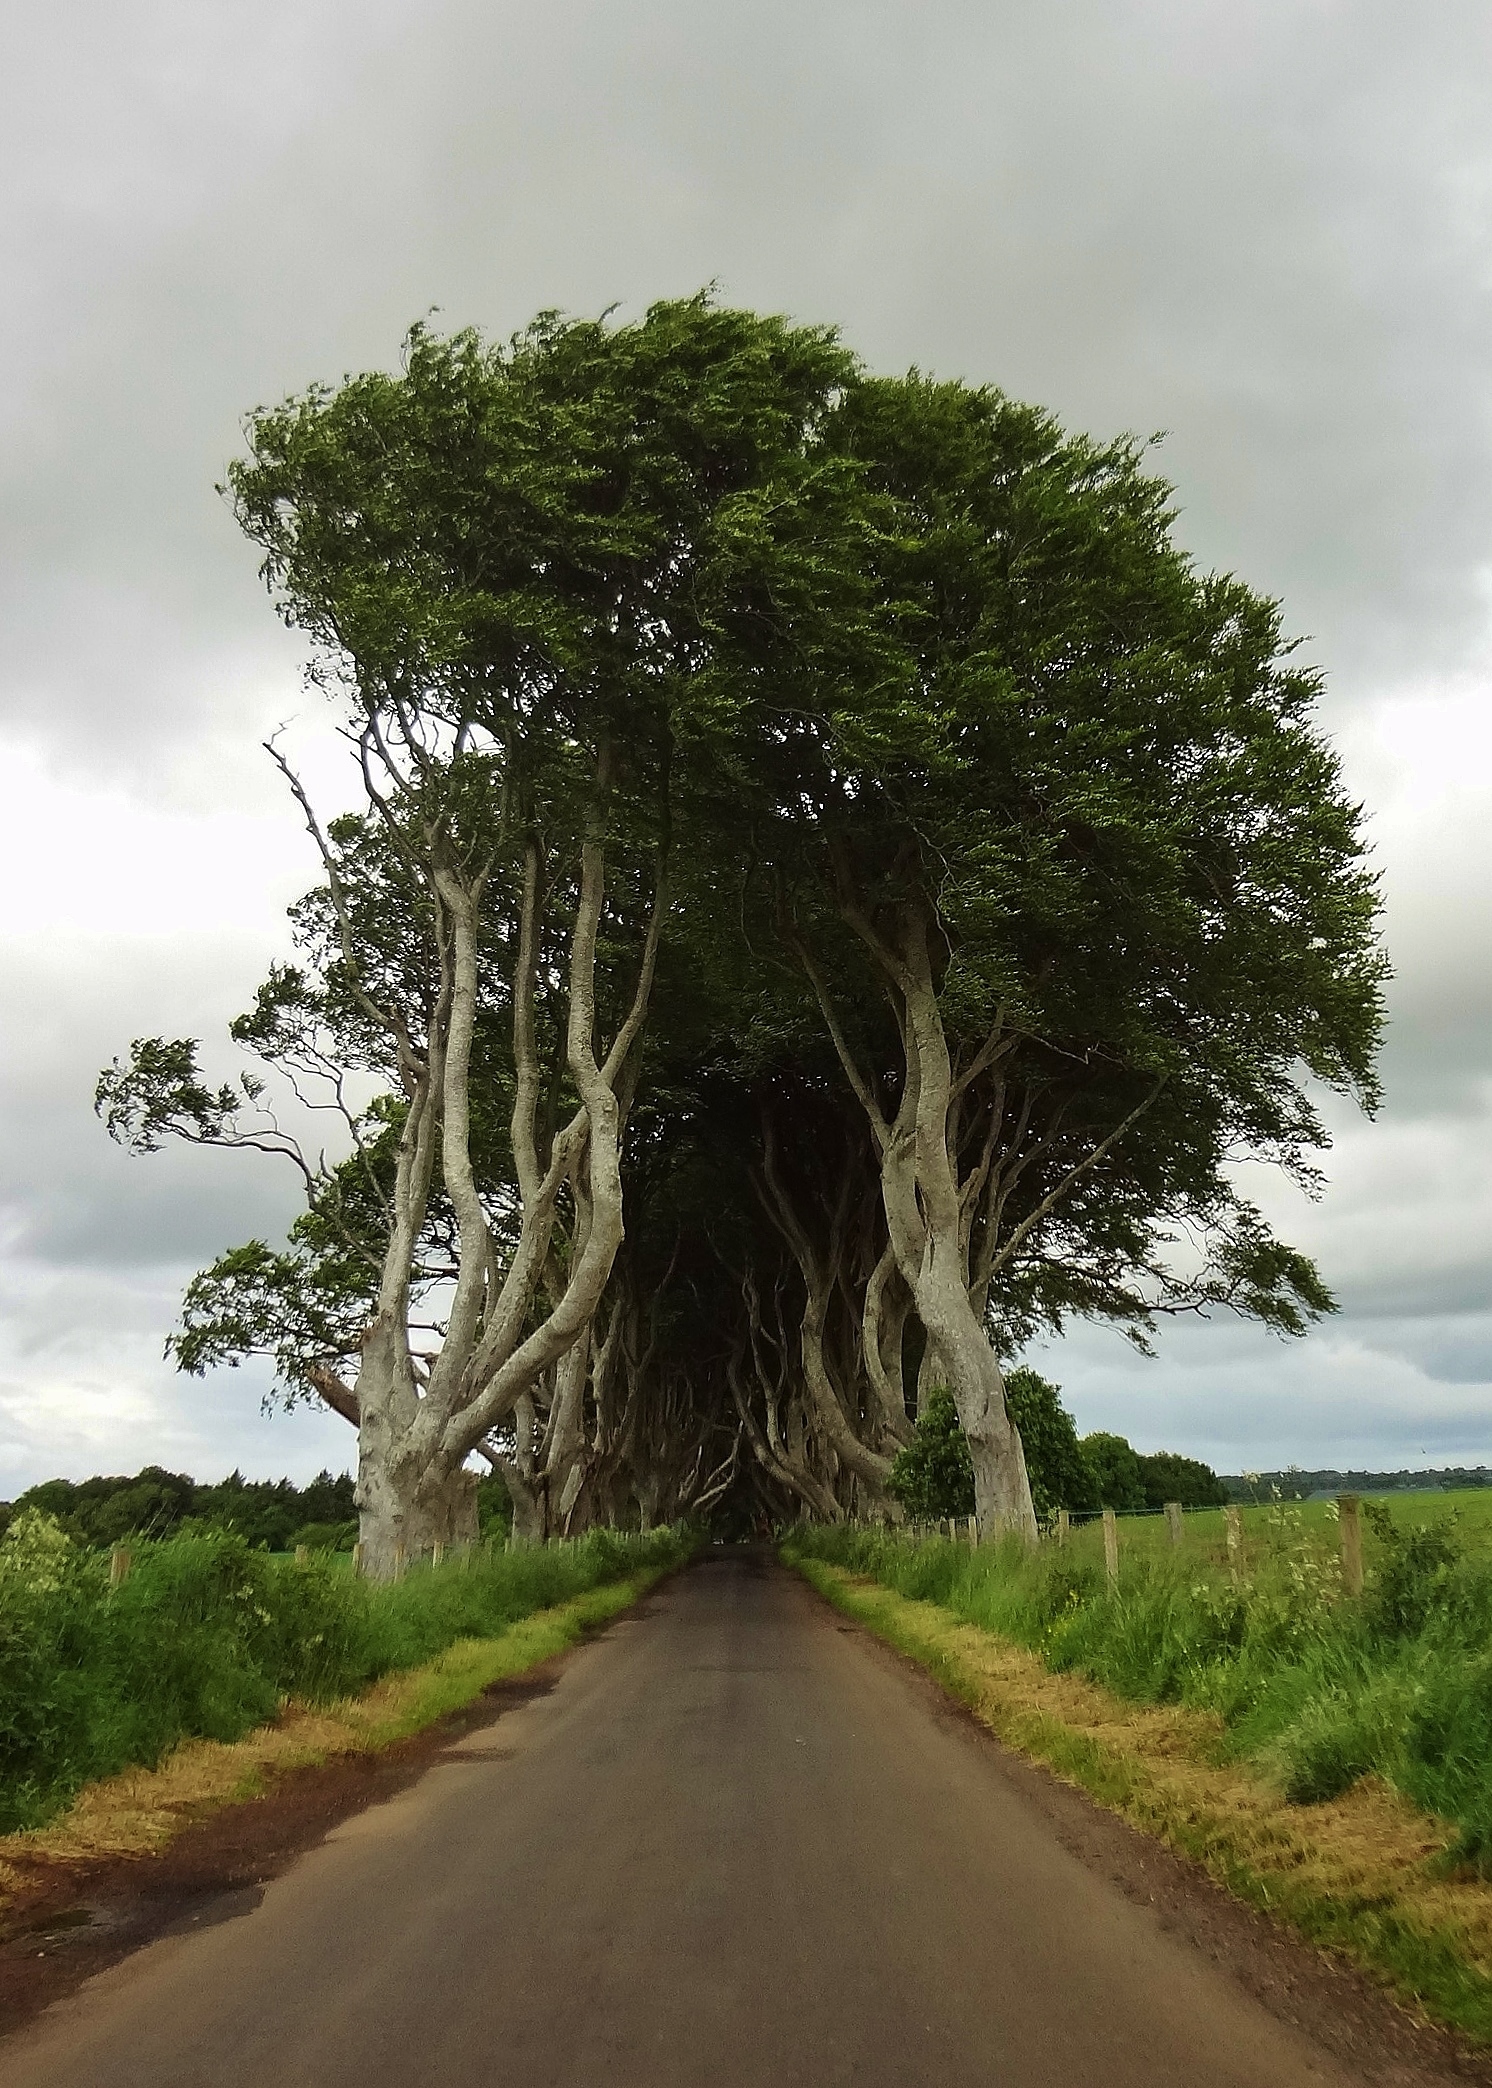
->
{"left": 1221, "top": 1467, "right": 1492, "bottom": 1503}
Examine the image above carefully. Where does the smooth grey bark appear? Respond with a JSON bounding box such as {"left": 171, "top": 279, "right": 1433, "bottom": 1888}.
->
{"left": 387, "top": 824, "right": 650, "bottom": 1539}
{"left": 491, "top": 1391, "right": 546, "bottom": 1547}
{"left": 809, "top": 897, "right": 1159, "bottom": 1543}
{"left": 791, "top": 902, "right": 1037, "bottom": 1544}
{"left": 755, "top": 1123, "right": 895, "bottom": 1506}
{"left": 727, "top": 1277, "right": 844, "bottom": 1523}
{"left": 293, "top": 735, "right": 665, "bottom": 1578}
{"left": 862, "top": 1244, "right": 915, "bottom": 1448}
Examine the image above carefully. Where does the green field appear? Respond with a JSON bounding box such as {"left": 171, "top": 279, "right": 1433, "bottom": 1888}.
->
{"left": 1060, "top": 1487, "right": 1492, "bottom": 1569}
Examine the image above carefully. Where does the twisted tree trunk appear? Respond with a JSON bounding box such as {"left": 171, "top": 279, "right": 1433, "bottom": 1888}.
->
{"left": 789, "top": 898, "right": 1037, "bottom": 1544}
{"left": 327, "top": 740, "right": 665, "bottom": 1576}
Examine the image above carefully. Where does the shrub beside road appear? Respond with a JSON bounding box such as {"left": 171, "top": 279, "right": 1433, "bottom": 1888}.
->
{"left": 0, "top": 1516, "right": 689, "bottom": 1833}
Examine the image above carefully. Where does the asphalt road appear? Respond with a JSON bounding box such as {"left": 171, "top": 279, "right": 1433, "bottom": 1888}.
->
{"left": 4, "top": 1549, "right": 1354, "bottom": 2087}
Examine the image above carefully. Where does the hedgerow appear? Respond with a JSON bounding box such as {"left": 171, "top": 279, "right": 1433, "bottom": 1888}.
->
{"left": 0, "top": 1512, "right": 686, "bottom": 1833}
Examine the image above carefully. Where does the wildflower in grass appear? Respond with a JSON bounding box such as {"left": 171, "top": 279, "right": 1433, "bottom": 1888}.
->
{"left": 0, "top": 1508, "right": 76, "bottom": 1595}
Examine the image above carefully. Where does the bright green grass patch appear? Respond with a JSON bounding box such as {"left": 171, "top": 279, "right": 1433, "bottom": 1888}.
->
{"left": 787, "top": 1501, "right": 1492, "bottom": 1871}
{"left": 799, "top": 1558, "right": 1492, "bottom": 2046}
{"left": 0, "top": 1523, "right": 691, "bottom": 1832}
{"left": 1059, "top": 1488, "right": 1492, "bottom": 1569}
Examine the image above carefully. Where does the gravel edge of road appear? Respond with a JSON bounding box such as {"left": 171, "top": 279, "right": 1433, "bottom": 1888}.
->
{"left": 792, "top": 1552, "right": 1492, "bottom": 2088}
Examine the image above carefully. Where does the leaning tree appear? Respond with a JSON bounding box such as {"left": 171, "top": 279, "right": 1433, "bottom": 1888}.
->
{"left": 705, "top": 366, "right": 1386, "bottom": 1540}
{"left": 99, "top": 297, "right": 1386, "bottom": 1560}
{"left": 99, "top": 298, "right": 864, "bottom": 1575}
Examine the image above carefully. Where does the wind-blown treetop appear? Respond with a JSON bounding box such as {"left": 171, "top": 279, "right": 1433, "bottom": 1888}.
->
{"left": 677, "top": 362, "right": 1385, "bottom": 1536}
{"left": 106, "top": 299, "right": 885, "bottom": 1573}
{"left": 227, "top": 299, "right": 865, "bottom": 765}
{"left": 99, "top": 294, "right": 1385, "bottom": 1567}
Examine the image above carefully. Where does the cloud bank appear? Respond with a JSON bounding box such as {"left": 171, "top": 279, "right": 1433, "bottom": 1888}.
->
{"left": 3, "top": 0, "right": 1490, "bottom": 1486}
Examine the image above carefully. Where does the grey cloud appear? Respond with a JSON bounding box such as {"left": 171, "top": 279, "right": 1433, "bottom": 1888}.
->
{"left": 1360, "top": 1315, "right": 1492, "bottom": 1388}
{"left": 1042, "top": 1312, "right": 1492, "bottom": 1470}
{"left": 8, "top": 1, "right": 1492, "bottom": 758}
{"left": 8, "top": 1150, "right": 300, "bottom": 1277}
{"left": 4, "top": 0, "right": 1492, "bottom": 1477}
{"left": 0, "top": 1335, "right": 354, "bottom": 1497}
{"left": 0, "top": 939, "right": 307, "bottom": 1270}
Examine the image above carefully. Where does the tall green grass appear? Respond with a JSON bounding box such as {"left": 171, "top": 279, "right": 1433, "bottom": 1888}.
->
{"left": 788, "top": 1507, "right": 1492, "bottom": 1867}
{"left": 0, "top": 1516, "right": 689, "bottom": 1833}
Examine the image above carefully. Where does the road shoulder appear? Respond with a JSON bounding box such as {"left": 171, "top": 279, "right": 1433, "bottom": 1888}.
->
{"left": 0, "top": 1570, "right": 665, "bottom": 2041}
{"left": 793, "top": 1553, "right": 1492, "bottom": 2087}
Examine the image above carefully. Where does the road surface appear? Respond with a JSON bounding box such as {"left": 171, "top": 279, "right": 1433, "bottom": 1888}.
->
{"left": 4, "top": 1549, "right": 1355, "bottom": 2086}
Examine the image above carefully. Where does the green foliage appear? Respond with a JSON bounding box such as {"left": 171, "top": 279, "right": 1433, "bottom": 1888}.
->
{"left": 0, "top": 1469, "right": 358, "bottom": 1553}
{"left": 1003, "top": 1369, "right": 1098, "bottom": 1516}
{"left": 475, "top": 1476, "right": 515, "bottom": 1542}
{"left": 14, "top": 1468, "right": 196, "bottom": 1546}
{"left": 787, "top": 1505, "right": 1492, "bottom": 1867}
{"left": 1363, "top": 1499, "right": 1461, "bottom": 1637}
{"left": 771, "top": 357, "right": 1382, "bottom": 1369}
{"left": 1136, "top": 1450, "right": 1228, "bottom": 1511}
{"left": 0, "top": 1521, "right": 689, "bottom": 1833}
{"left": 887, "top": 1388, "right": 975, "bottom": 1521}
{"left": 1081, "top": 1432, "right": 1147, "bottom": 1511}
{"left": 169, "top": 1236, "right": 374, "bottom": 1404}
{"left": 94, "top": 1038, "right": 246, "bottom": 1154}
{"left": 889, "top": 1377, "right": 1151, "bottom": 1523}
{"left": 289, "top": 1521, "right": 358, "bottom": 1554}
{"left": 0, "top": 1509, "right": 76, "bottom": 1593}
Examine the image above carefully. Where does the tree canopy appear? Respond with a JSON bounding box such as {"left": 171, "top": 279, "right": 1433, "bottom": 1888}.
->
{"left": 99, "top": 294, "right": 1386, "bottom": 1570}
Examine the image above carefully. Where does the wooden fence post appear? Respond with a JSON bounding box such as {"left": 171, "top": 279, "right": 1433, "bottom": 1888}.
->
{"left": 967, "top": 1515, "right": 978, "bottom": 1544}
{"left": 1057, "top": 1509, "right": 1070, "bottom": 1547}
{"left": 1165, "top": 1501, "right": 1183, "bottom": 1548}
{"left": 109, "top": 1543, "right": 131, "bottom": 1589}
{"left": 294, "top": 1545, "right": 309, "bottom": 1567}
{"left": 351, "top": 1541, "right": 364, "bottom": 1577}
{"left": 1102, "top": 1507, "right": 1119, "bottom": 1587}
{"left": 1337, "top": 1493, "right": 1364, "bottom": 1597}
{"left": 1225, "top": 1505, "right": 1243, "bottom": 1584}
{"left": 432, "top": 1540, "right": 444, "bottom": 1569}
{"left": 393, "top": 1542, "right": 407, "bottom": 1582}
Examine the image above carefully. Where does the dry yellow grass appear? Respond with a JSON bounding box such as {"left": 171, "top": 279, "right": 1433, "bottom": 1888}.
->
{"left": 0, "top": 1572, "right": 653, "bottom": 1910}
{"left": 800, "top": 1560, "right": 1492, "bottom": 2039}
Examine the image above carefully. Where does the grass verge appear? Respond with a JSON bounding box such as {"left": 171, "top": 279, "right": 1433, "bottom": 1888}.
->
{"left": 792, "top": 1554, "right": 1492, "bottom": 2045}
{"left": 0, "top": 1520, "right": 690, "bottom": 1832}
{"left": 0, "top": 1567, "right": 662, "bottom": 1910}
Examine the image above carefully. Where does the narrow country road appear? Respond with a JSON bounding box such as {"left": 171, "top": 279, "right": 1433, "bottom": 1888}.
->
{"left": 5, "top": 1551, "right": 1357, "bottom": 2087}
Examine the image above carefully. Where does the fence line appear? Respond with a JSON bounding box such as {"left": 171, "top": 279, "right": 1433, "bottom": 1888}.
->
{"left": 843, "top": 1492, "right": 1371, "bottom": 1594}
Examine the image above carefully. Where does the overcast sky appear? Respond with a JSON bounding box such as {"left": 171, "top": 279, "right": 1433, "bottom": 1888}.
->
{"left": 3, "top": 0, "right": 1491, "bottom": 1491}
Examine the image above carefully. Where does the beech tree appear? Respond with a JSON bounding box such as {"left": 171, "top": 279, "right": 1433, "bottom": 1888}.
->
{"left": 99, "top": 296, "right": 1386, "bottom": 1559}
{"left": 711, "top": 369, "right": 1386, "bottom": 1540}
{"left": 99, "top": 298, "right": 862, "bottom": 1576}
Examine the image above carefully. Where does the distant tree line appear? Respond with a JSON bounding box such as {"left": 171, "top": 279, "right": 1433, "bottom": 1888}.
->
{"left": 1221, "top": 1467, "right": 1492, "bottom": 1503}
{"left": 885, "top": 1371, "right": 1226, "bottom": 1522}
{"left": 0, "top": 1467, "right": 513, "bottom": 1553}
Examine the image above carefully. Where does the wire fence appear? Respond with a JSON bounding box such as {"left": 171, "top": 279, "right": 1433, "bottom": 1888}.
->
{"left": 883, "top": 1492, "right": 1377, "bottom": 1593}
